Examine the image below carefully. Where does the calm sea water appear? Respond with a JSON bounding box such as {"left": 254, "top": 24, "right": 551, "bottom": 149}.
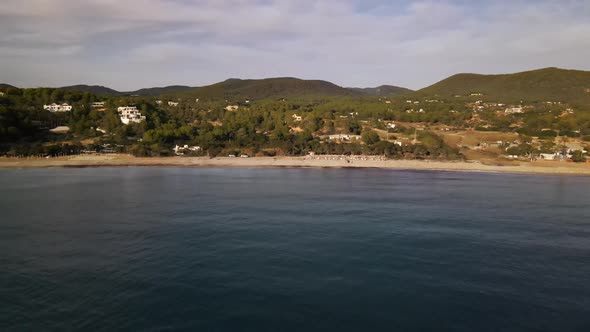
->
{"left": 1, "top": 167, "right": 589, "bottom": 331}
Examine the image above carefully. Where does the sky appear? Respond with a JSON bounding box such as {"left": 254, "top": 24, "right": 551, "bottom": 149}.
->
{"left": 1, "top": 0, "right": 589, "bottom": 91}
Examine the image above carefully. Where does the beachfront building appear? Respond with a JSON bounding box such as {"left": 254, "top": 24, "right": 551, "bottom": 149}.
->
{"left": 173, "top": 144, "right": 201, "bottom": 155}
{"left": 117, "top": 106, "right": 146, "bottom": 125}
{"left": 43, "top": 103, "right": 72, "bottom": 112}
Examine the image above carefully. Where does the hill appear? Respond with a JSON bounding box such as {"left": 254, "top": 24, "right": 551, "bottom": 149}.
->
{"left": 129, "top": 85, "right": 193, "bottom": 96}
{"left": 348, "top": 85, "right": 413, "bottom": 96}
{"left": 0, "top": 83, "right": 18, "bottom": 90}
{"left": 414, "top": 67, "right": 590, "bottom": 104}
{"left": 174, "top": 77, "right": 360, "bottom": 100}
{"left": 59, "top": 85, "right": 121, "bottom": 96}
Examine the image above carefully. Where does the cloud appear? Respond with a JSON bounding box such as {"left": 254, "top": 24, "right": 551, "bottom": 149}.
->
{"left": 0, "top": 0, "right": 589, "bottom": 90}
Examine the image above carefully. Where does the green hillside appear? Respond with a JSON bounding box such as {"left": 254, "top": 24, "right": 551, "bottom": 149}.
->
{"left": 414, "top": 67, "right": 590, "bottom": 104}
{"left": 59, "top": 85, "right": 121, "bottom": 96}
{"left": 0, "top": 83, "right": 18, "bottom": 91}
{"left": 130, "top": 85, "right": 193, "bottom": 96}
{"left": 348, "top": 85, "right": 413, "bottom": 96}
{"left": 174, "top": 77, "right": 360, "bottom": 100}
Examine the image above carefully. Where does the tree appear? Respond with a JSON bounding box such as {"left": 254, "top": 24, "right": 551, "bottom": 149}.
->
{"left": 571, "top": 150, "right": 585, "bottom": 162}
{"left": 362, "top": 130, "right": 380, "bottom": 145}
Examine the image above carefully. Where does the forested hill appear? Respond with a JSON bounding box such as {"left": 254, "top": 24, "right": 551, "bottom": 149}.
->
{"left": 0, "top": 83, "right": 18, "bottom": 90}
{"left": 414, "top": 67, "right": 590, "bottom": 104}
{"left": 173, "top": 77, "right": 361, "bottom": 100}
{"left": 59, "top": 85, "right": 121, "bottom": 96}
{"left": 35, "top": 78, "right": 412, "bottom": 99}
{"left": 348, "top": 85, "right": 414, "bottom": 97}
{"left": 129, "top": 85, "right": 193, "bottom": 96}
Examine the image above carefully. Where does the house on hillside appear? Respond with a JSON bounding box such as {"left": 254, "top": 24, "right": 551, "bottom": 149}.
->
{"left": 505, "top": 107, "right": 523, "bottom": 114}
{"left": 155, "top": 100, "right": 163, "bottom": 105}
{"left": 225, "top": 105, "right": 239, "bottom": 111}
{"left": 292, "top": 114, "right": 302, "bottom": 121}
{"left": 44, "top": 103, "right": 72, "bottom": 112}
{"left": 327, "top": 134, "right": 361, "bottom": 142}
{"left": 91, "top": 102, "right": 105, "bottom": 108}
{"left": 168, "top": 101, "right": 179, "bottom": 107}
{"left": 117, "top": 106, "right": 146, "bottom": 124}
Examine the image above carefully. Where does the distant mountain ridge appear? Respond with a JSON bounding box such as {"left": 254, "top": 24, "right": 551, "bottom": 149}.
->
{"left": 414, "top": 67, "right": 590, "bottom": 104}
{"left": 176, "top": 77, "right": 360, "bottom": 100}
{"left": 348, "top": 85, "right": 414, "bottom": 96}
{"left": 4, "top": 67, "right": 590, "bottom": 103}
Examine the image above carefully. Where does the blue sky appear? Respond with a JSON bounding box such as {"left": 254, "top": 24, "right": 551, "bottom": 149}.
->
{"left": 1, "top": 0, "right": 589, "bottom": 90}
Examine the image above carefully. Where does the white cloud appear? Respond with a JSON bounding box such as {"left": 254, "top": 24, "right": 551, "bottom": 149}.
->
{"left": 0, "top": 0, "right": 589, "bottom": 90}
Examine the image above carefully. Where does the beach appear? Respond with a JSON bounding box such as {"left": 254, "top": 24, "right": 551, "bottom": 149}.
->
{"left": 1, "top": 154, "right": 590, "bottom": 175}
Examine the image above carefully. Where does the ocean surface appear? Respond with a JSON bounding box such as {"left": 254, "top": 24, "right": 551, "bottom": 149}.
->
{"left": 1, "top": 167, "right": 589, "bottom": 331}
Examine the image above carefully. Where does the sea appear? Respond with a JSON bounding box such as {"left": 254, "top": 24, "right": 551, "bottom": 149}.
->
{"left": 1, "top": 167, "right": 589, "bottom": 331}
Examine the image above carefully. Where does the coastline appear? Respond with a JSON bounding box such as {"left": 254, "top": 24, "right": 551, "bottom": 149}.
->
{"left": 1, "top": 154, "right": 590, "bottom": 175}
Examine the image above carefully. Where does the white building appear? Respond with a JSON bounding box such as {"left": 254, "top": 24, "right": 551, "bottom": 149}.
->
{"left": 292, "top": 114, "right": 302, "bottom": 121}
{"left": 91, "top": 101, "right": 105, "bottom": 108}
{"left": 44, "top": 103, "right": 72, "bottom": 112}
{"left": 327, "top": 134, "right": 362, "bottom": 141}
{"left": 505, "top": 107, "right": 523, "bottom": 114}
{"left": 540, "top": 153, "right": 557, "bottom": 160}
{"left": 173, "top": 144, "right": 201, "bottom": 155}
{"left": 168, "top": 101, "right": 179, "bottom": 107}
{"left": 155, "top": 100, "right": 163, "bottom": 105}
{"left": 117, "top": 106, "right": 146, "bottom": 125}
{"left": 386, "top": 123, "right": 397, "bottom": 129}
{"left": 225, "top": 105, "right": 239, "bottom": 111}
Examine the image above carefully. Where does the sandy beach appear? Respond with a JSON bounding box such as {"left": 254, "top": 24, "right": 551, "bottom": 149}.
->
{"left": 1, "top": 154, "right": 590, "bottom": 175}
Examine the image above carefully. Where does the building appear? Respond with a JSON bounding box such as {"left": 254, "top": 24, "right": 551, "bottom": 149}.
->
{"left": 117, "top": 106, "right": 146, "bottom": 125}
{"left": 0, "top": 91, "right": 5, "bottom": 96}
{"left": 505, "top": 107, "right": 523, "bottom": 114}
{"left": 43, "top": 103, "right": 72, "bottom": 112}
{"left": 155, "top": 100, "right": 163, "bottom": 105}
{"left": 91, "top": 102, "right": 105, "bottom": 108}
{"left": 173, "top": 144, "right": 201, "bottom": 155}
{"left": 168, "top": 101, "right": 179, "bottom": 107}
{"left": 327, "top": 134, "right": 362, "bottom": 142}
{"left": 292, "top": 114, "right": 302, "bottom": 121}
{"left": 386, "top": 123, "right": 397, "bottom": 129}
{"left": 540, "top": 153, "right": 557, "bottom": 160}
{"left": 225, "top": 105, "right": 239, "bottom": 111}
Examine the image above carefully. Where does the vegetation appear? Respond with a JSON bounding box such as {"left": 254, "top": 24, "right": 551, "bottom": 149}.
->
{"left": 1, "top": 67, "right": 589, "bottom": 162}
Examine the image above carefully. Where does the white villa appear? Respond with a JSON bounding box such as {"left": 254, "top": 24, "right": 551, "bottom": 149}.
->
{"left": 168, "top": 101, "right": 179, "bottom": 107}
{"left": 327, "top": 134, "right": 362, "bottom": 142}
{"left": 173, "top": 144, "right": 201, "bottom": 155}
{"left": 117, "top": 106, "right": 146, "bottom": 125}
{"left": 225, "top": 105, "right": 239, "bottom": 111}
{"left": 386, "top": 123, "right": 397, "bottom": 129}
{"left": 44, "top": 103, "right": 72, "bottom": 112}
{"left": 292, "top": 114, "right": 302, "bottom": 121}
{"left": 505, "top": 107, "right": 523, "bottom": 114}
{"left": 540, "top": 153, "right": 557, "bottom": 160}
{"left": 91, "top": 101, "right": 105, "bottom": 108}
{"left": 155, "top": 100, "right": 163, "bottom": 105}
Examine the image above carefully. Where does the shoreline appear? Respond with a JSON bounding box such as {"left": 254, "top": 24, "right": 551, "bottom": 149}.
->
{"left": 1, "top": 154, "right": 590, "bottom": 176}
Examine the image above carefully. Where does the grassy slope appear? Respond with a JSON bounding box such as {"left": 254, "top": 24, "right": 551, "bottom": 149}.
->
{"left": 413, "top": 67, "right": 590, "bottom": 104}
{"left": 174, "top": 77, "right": 362, "bottom": 100}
